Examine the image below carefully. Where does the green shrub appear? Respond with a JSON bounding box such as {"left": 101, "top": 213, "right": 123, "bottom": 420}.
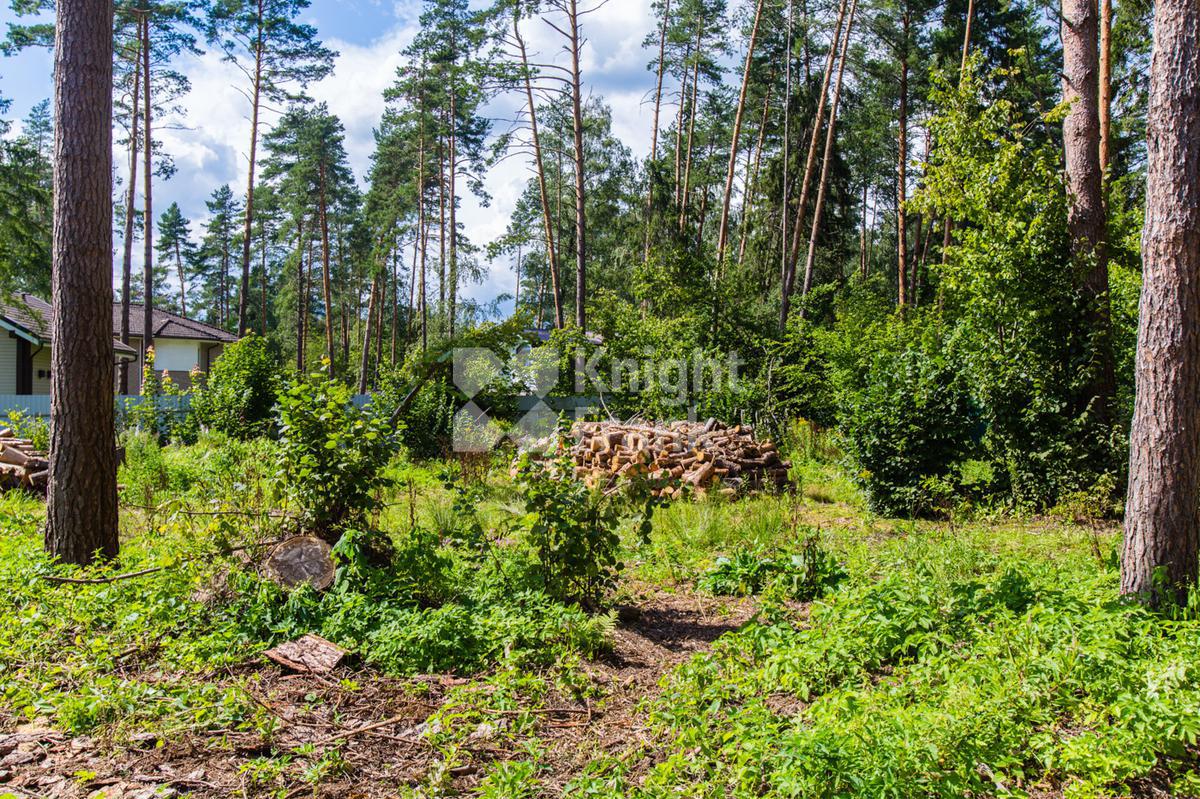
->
{"left": 838, "top": 317, "right": 980, "bottom": 516}
{"left": 375, "top": 369, "right": 456, "bottom": 459}
{"left": 4, "top": 409, "right": 48, "bottom": 451}
{"left": 513, "top": 453, "right": 623, "bottom": 609}
{"left": 275, "top": 363, "right": 396, "bottom": 539}
{"left": 699, "top": 534, "right": 845, "bottom": 601}
{"left": 192, "top": 334, "right": 282, "bottom": 440}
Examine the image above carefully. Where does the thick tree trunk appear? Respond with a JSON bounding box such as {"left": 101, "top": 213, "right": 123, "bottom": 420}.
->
{"left": 141, "top": 13, "right": 153, "bottom": 370}
{"left": 1122, "top": 0, "right": 1200, "bottom": 604}
{"left": 515, "top": 11, "right": 563, "bottom": 327}
{"left": 1062, "top": 0, "right": 1114, "bottom": 420}
{"left": 119, "top": 45, "right": 139, "bottom": 396}
{"left": 716, "top": 0, "right": 765, "bottom": 267}
{"left": 45, "top": 0, "right": 119, "bottom": 565}
{"left": 644, "top": 0, "right": 672, "bottom": 261}
{"left": 780, "top": 0, "right": 850, "bottom": 329}
{"left": 237, "top": 8, "right": 264, "bottom": 338}
{"left": 800, "top": 0, "right": 857, "bottom": 303}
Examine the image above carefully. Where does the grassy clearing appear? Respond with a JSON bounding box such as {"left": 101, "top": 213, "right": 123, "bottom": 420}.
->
{"left": 0, "top": 440, "right": 1197, "bottom": 798}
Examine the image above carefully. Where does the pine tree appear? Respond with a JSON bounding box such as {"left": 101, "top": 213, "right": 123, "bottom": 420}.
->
{"left": 207, "top": 0, "right": 335, "bottom": 336}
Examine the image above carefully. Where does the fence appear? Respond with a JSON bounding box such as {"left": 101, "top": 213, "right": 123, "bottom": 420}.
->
{"left": 0, "top": 394, "right": 191, "bottom": 419}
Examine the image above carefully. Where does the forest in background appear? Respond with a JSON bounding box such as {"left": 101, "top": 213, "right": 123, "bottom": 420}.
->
{"left": 1, "top": 0, "right": 1149, "bottom": 516}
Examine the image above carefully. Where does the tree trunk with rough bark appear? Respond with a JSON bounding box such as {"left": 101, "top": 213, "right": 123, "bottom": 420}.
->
{"left": 1121, "top": 0, "right": 1200, "bottom": 606}
{"left": 45, "top": 0, "right": 120, "bottom": 565}
{"left": 1062, "top": 0, "right": 1115, "bottom": 421}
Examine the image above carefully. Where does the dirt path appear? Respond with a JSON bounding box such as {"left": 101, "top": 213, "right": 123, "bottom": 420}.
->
{"left": 0, "top": 589, "right": 756, "bottom": 798}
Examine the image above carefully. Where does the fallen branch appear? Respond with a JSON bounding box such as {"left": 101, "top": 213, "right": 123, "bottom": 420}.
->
{"left": 42, "top": 538, "right": 285, "bottom": 585}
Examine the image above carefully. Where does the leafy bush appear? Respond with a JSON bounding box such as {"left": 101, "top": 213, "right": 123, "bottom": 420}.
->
{"left": 375, "top": 369, "right": 456, "bottom": 459}
{"left": 837, "top": 316, "right": 980, "bottom": 516}
{"left": 191, "top": 334, "right": 282, "bottom": 440}
{"left": 275, "top": 363, "right": 396, "bottom": 539}
{"left": 699, "top": 534, "right": 845, "bottom": 601}
{"left": 4, "top": 409, "right": 48, "bottom": 451}
{"left": 513, "top": 453, "right": 623, "bottom": 608}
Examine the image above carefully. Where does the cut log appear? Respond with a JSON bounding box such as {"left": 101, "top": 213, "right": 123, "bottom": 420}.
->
{"left": 264, "top": 535, "right": 336, "bottom": 591}
{"left": 561, "top": 418, "right": 791, "bottom": 500}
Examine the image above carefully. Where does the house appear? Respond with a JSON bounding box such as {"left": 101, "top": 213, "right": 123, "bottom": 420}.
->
{"left": 114, "top": 303, "right": 237, "bottom": 393}
{"left": 0, "top": 293, "right": 235, "bottom": 396}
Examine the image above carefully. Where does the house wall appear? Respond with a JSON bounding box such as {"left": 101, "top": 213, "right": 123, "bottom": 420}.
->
{"left": 30, "top": 346, "right": 51, "bottom": 395}
{"left": 0, "top": 335, "right": 15, "bottom": 394}
{"left": 125, "top": 337, "right": 214, "bottom": 394}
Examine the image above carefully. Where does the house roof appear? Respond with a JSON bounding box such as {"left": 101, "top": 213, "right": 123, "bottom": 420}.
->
{"left": 0, "top": 293, "right": 138, "bottom": 357}
{"left": 114, "top": 303, "right": 237, "bottom": 344}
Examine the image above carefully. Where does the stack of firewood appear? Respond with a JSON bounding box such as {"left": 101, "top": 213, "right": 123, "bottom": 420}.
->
{"left": 0, "top": 427, "right": 49, "bottom": 494}
{"left": 569, "top": 418, "right": 790, "bottom": 499}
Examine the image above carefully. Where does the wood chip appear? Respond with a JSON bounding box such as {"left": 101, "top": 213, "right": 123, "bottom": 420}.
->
{"left": 263, "top": 633, "right": 348, "bottom": 673}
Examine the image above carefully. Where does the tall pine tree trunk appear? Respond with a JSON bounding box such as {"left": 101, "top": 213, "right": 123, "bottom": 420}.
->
{"left": 1121, "top": 0, "right": 1200, "bottom": 604}
{"left": 567, "top": 0, "right": 587, "bottom": 336}
{"left": 644, "top": 0, "right": 671, "bottom": 261}
{"left": 448, "top": 90, "right": 458, "bottom": 337}
{"left": 515, "top": 10, "right": 563, "bottom": 326}
{"left": 237, "top": 6, "right": 264, "bottom": 337}
{"left": 319, "top": 163, "right": 335, "bottom": 364}
{"left": 141, "top": 12, "right": 153, "bottom": 369}
{"left": 678, "top": 23, "right": 703, "bottom": 232}
{"left": 800, "top": 0, "right": 857, "bottom": 303}
{"left": 1098, "top": 0, "right": 1113, "bottom": 176}
{"left": 736, "top": 82, "right": 772, "bottom": 271}
{"left": 780, "top": 0, "right": 849, "bottom": 329}
{"left": 358, "top": 270, "right": 378, "bottom": 393}
{"left": 896, "top": 12, "right": 910, "bottom": 308}
{"left": 295, "top": 216, "right": 305, "bottom": 371}
{"left": 1062, "top": 0, "right": 1114, "bottom": 420}
{"left": 119, "top": 44, "right": 140, "bottom": 395}
{"left": 45, "top": 0, "right": 119, "bottom": 565}
{"left": 716, "top": 0, "right": 764, "bottom": 267}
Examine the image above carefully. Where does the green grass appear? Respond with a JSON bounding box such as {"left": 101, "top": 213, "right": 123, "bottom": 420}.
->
{"left": 2, "top": 442, "right": 1199, "bottom": 798}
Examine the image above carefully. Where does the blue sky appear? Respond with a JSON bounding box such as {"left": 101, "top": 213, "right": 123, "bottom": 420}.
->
{"left": 0, "top": 0, "right": 663, "bottom": 305}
